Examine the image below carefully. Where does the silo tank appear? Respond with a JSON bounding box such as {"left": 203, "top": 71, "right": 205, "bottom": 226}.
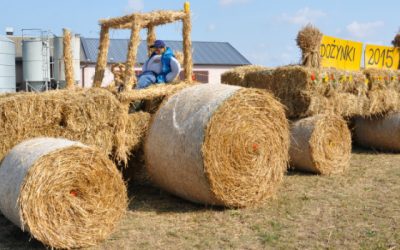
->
{"left": 22, "top": 38, "right": 51, "bottom": 83}
{"left": 0, "top": 36, "right": 16, "bottom": 93}
{"left": 53, "top": 34, "right": 81, "bottom": 87}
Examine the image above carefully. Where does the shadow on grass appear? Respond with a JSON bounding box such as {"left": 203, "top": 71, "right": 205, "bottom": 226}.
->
{"left": 0, "top": 214, "right": 45, "bottom": 250}
{"left": 127, "top": 182, "right": 226, "bottom": 214}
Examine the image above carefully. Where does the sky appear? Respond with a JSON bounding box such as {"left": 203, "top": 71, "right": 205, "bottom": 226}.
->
{"left": 1, "top": 0, "right": 399, "bottom": 66}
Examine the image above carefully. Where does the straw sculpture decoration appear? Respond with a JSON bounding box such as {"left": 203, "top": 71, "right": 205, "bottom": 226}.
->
{"left": 296, "top": 24, "right": 323, "bottom": 68}
{"left": 145, "top": 84, "right": 289, "bottom": 208}
{"left": 0, "top": 138, "right": 127, "bottom": 249}
{"left": 93, "top": 4, "right": 193, "bottom": 89}
{"left": 289, "top": 114, "right": 351, "bottom": 175}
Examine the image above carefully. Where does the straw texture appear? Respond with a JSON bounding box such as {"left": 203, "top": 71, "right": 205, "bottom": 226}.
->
{"left": 93, "top": 25, "right": 110, "bottom": 87}
{"left": 222, "top": 65, "right": 400, "bottom": 118}
{"left": 0, "top": 88, "right": 129, "bottom": 163}
{"left": 63, "top": 29, "right": 75, "bottom": 89}
{"left": 145, "top": 84, "right": 289, "bottom": 208}
{"left": 221, "top": 65, "right": 266, "bottom": 87}
{"left": 289, "top": 115, "right": 351, "bottom": 175}
{"left": 296, "top": 25, "right": 323, "bottom": 68}
{"left": 0, "top": 138, "right": 127, "bottom": 249}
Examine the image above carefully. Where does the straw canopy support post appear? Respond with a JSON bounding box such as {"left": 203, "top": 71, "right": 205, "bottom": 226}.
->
{"left": 147, "top": 25, "right": 156, "bottom": 57}
{"left": 124, "top": 18, "right": 141, "bottom": 90}
{"left": 63, "top": 28, "right": 75, "bottom": 89}
{"left": 93, "top": 25, "right": 110, "bottom": 87}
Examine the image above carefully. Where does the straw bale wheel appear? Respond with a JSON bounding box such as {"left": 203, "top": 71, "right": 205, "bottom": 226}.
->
{"left": 289, "top": 114, "right": 351, "bottom": 175}
{"left": 354, "top": 113, "right": 400, "bottom": 151}
{"left": 0, "top": 138, "right": 127, "bottom": 249}
{"left": 145, "top": 84, "right": 289, "bottom": 208}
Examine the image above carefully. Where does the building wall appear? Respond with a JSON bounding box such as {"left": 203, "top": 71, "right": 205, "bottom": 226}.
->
{"left": 80, "top": 64, "right": 235, "bottom": 88}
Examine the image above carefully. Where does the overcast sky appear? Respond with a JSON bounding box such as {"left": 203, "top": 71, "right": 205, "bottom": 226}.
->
{"left": 1, "top": 0, "right": 399, "bottom": 66}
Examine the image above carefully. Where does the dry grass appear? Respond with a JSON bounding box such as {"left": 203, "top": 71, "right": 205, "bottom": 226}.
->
{"left": 2, "top": 147, "right": 399, "bottom": 249}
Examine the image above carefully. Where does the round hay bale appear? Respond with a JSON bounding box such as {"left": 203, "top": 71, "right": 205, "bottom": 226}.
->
{"left": 289, "top": 114, "right": 351, "bottom": 175}
{"left": 354, "top": 113, "right": 400, "bottom": 151}
{"left": 145, "top": 84, "right": 289, "bottom": 208}
{"left": 0, "top": 138, "right": 127, "bottom": 249}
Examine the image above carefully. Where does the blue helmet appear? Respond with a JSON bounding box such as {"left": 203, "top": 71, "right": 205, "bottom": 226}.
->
{"left": 150, "top": 40, "right": 166, "bottom": 48}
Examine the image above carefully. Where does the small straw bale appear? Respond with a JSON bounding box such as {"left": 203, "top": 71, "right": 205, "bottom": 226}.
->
{"left": 365, "top": 89, "right": 399, "bottom": 116}
{"left": 145, "top": 84, "right": 289, "bottom": 208}
{"left": 221, "top": 65, "right": 266, "bottom": 87}
{"left": 296, "top": 24, "right": 323, "bottom": 68}
{"left": 236, "top": 65, "right": 367, "bottom": 118}
{"left": 0, "top": 137, "right": 127, "bottom": 249}
{"left": 0, "top": 88, "right": 129, "bottom": 163}
{"left": 243, "top": 68, "right": 274, "bottom": 89}
{"left": 117, "top": 82, "right": 191, "bottom": 105}
{"left": 354, "top": 113, "right": 400, "bottom": 151}
{"left": 363, "top": 68, "right": 400, "bottom": 91}
{"left": 289, "top": 115, "right": 351, "bottom": 175}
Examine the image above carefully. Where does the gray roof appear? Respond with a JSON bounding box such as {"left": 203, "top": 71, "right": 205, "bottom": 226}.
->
{"left": 81, "top": 37, "right": 251, "bottom": 66}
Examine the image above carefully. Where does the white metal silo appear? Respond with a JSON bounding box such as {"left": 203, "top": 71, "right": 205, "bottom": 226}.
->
{"left": 0, "top": 36, "right": 16, "bottom": 93}
{"left": 53, "top": 34, "right": 80, "bottom": 88}
{"left": 22, "top": 37, "right": 51, "bottom": 91}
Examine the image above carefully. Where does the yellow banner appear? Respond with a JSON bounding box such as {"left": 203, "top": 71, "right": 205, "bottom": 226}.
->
{"left": 320, "top": 35, "right": 363, "bottom": 71}
{"left": 365, "top": 44, "right": 400, "bottom": 70}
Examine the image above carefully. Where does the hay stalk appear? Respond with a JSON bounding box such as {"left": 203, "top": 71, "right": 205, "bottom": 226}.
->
{"left": 63, "top": 28, "right": 75, "bottom": 89}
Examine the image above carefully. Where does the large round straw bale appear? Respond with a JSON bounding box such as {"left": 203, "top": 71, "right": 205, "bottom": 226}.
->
{"left": 0, "top": 138, "right": 127, "bottom": 249}
{"left": 145, "top": 84, "right": 289, "bottom": 208}
{"left": 354, "top": 113, "right": 400, "bottom": 151}
{"left": 289, "top": 114, "right": 351, "bottom": 175}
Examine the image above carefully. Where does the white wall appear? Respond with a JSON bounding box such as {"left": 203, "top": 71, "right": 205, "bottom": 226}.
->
{"left": 193, "top": 65, "right": 233, "bottom": 84}
{"left": 80, "top": 64, "right": 238, "bottom": 87}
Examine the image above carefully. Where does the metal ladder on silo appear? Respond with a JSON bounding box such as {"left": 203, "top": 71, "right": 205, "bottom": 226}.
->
{"left": 41, "top": 30, "right": 50, "bottom": 91}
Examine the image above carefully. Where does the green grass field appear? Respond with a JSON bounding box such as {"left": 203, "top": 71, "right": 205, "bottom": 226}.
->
{"left": 1, "top": 147, "right": 399, "bottom": 250}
